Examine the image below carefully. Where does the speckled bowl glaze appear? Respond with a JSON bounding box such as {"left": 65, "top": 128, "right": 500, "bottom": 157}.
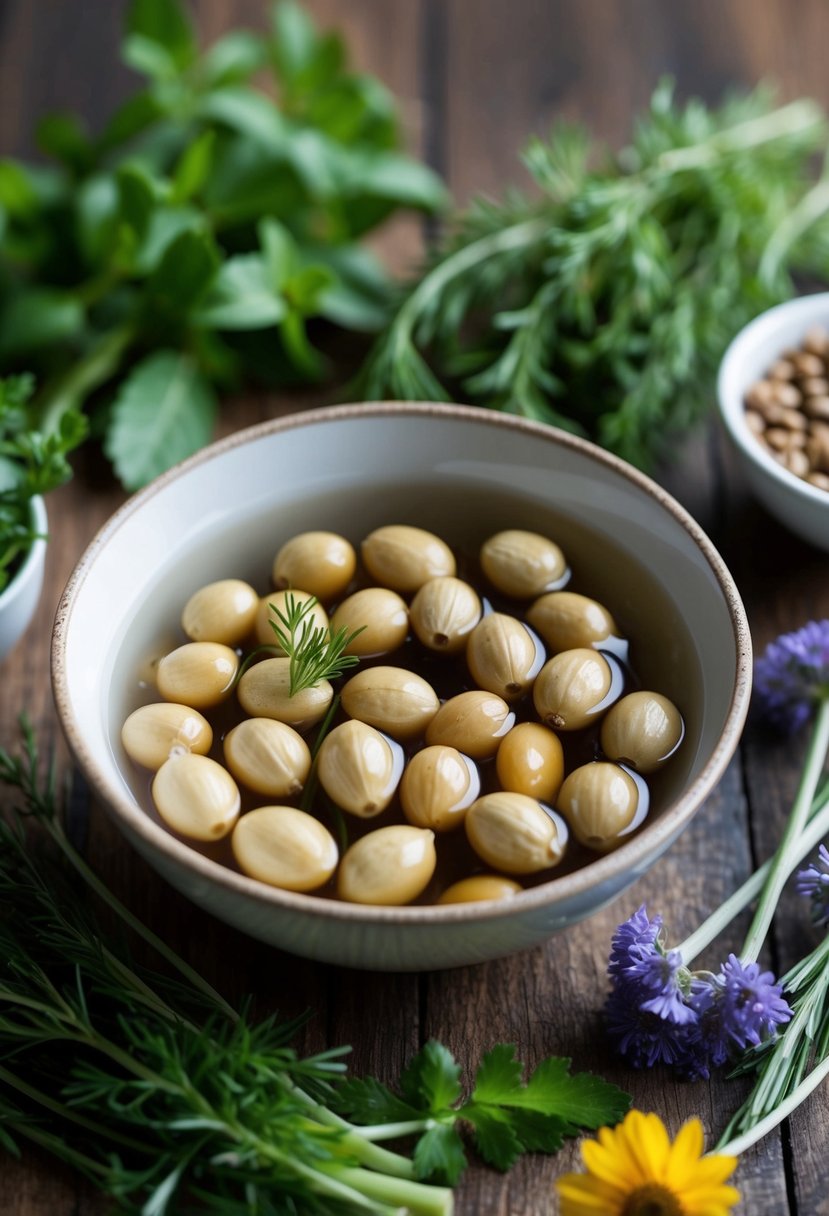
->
{"left": 0, "top": 495, "right": 47, "bottom": 662}
{"left": 718, "top": 293, "right": 829, "bottom": 552}
{"left": 52, "top": 404, "right": 751, "bottom": 971}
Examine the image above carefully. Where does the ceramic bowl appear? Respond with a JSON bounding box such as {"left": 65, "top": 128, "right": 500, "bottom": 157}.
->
{"left": 718, "top": 293, "right": 829, "bottom": 552}
{"left": 0, "top": 495, "right": 47, "bottom": 662}
{"left": 52, "top": 404, "right": 751, "bottom": 971}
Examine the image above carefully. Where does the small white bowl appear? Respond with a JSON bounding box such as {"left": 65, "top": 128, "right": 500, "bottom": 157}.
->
{"left": 0, "top": 496, "right": 47, "bottom": 662}
{"left": 52, "top": 404, "right": 751, "bottom": 971}
{"left": 718, "top": 293, "right": 829, "bottom": 551}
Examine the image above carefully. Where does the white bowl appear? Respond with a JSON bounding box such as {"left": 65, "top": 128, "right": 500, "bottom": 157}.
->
{"left": 718, "top": 293, "right": 829, "bottom": 551}
{"left": 0, "top": 496, "right": 47, "bottom": 662}
{"left": 52, "top": 404, "right": 751, "bottom": 971}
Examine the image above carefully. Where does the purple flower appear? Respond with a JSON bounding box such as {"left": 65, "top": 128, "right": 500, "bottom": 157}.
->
{"left": 716, "top": 954, "right": 792, "bottom": 1050}
{"left": 604, "top": 987, "right": 693, "bottom": 1070}
{"left": 754, "top": 619, "right": 829, "bottom": 733}
{"left": 608, "top": 904, "right": 663, "bottom": 978}
{"left": 629, "top": 948, "right": 697, "bottom": 1025}
{"left": 797, "top": 844, "right": 829, "bottom": 927}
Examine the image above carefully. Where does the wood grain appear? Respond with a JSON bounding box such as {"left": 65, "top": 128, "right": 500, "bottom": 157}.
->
{"left": 2, "top": 1, "right": 829, "bottom": 1214}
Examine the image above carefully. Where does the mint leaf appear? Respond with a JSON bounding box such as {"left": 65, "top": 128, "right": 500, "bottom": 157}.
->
{"left": 128, "top": 0, "right": 194, "bottom": 70}
{"left": 412, "top": 1124, "right": 467, "bottom": 1187}
{"left": 171, "top": 131, "right": 216, "bottom": 205}
{"left": 198, "top": 88, "right": 287, "bottom": 151}
{"left": 193, "top": 255, "right": 286, "bottom": 330}
{"left": 0, "top": 290, "right": 84, "bottom": 359}
{"left": 117, "top": 164, "right": 157, "bottom": 243}
{"left": 144, "top": 229, "right": 219, "bottom": 318}
{"left": 105, "top": 352, "right": 217, "bottom": 489}
{"left": 399, "top": 1041, "right": 462, "bottom": 1114}
{"left": 271, "top": 0, "right": 319, "bottom": 84}
{"left": 333, "top": 1076, "right": 419, "bottom": 1126}
{"left": 201, "top": 32, "right": 267, "bottom": 87}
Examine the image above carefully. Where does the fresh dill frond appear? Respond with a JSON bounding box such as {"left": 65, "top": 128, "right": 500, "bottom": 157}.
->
{"left": 269, "top": 591, "right": 364, "bottom": 696}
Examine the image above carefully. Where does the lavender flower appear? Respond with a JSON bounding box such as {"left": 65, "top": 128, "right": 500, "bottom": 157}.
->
{"left": 715, "top": 954, "right": 792, "bottom": 1050}
{"left": 608, "top": 904, "right": 663, "bottom": 977}
{"left": 604, "top": 986, "right": 693, "bottom": 1070}
{"left": 754, "top": 619, "right": 829, "bottom": 733}
{"left": 797, "top": 844, "right": 829, "bottom": 927}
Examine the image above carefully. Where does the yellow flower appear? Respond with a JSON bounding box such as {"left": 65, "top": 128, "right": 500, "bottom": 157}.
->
{"left": 556, "top": 1109, "right": 740, "bottom": 1216}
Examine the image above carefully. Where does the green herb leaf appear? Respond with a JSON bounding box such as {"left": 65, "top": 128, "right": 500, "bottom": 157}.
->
{"left": 333, "top": 1075, "right": 421, "bottom": 1125}
{"left": 413, "top": 1124, "right": 468, "bottom": 1186}
{"left": 462, "top": 1105, "right": 524, "bottom": 1172}
{"left": 127, "top": 0, "right": 195, "bottom": 71}
{"left": 520, "top": 1055, "right": 631, "bottom": 1128}
{"left": 105, "top": 351, "right": 218, "bottom": 489}
{"left": 143, "top": 228, "right": 219, "bottom": 318}
{"left": 269, "top": 591, "right": 363, "bottom": 695}
{"left": 400, "top": 1041, "right": 463, "bottom": 1114}
{"left": 193, "top": 254, "right": 287, "bottom": 330}
{"left": 170, "top": 130, "right": 216, "bottom": 205}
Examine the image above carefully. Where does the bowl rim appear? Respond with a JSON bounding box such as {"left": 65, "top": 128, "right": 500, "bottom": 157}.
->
{"left": 717, "top": 292, "right": 829, "bottom": 509}
{"left": 52, "top": 401, "right": 753, "bottom": 927}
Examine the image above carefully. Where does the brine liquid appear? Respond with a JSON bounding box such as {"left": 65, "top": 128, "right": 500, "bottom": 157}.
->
{"left": 113, "top": 479, "right": 702, "bottom": 903}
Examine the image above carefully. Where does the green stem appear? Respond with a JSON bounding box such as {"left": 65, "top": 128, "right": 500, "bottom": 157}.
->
{"left": 36, "top": 323, "right": 133, "bottom": 434}
{"left": 42, "top": 816, "right": 238, "bottom": 1022}
{"left": 290, "top": 1083, "right": 418, "bottom": 1179}
{"left": 759, "top": 176, "right": 829, "bottom": 285}
{"left": 657, "top": 99, "right": 825, "bottom": 174}
{"left": 323, "top": 1165, "right": 454, "bottom": 1216}
{"left": 677, "top": 779, "right": 829, "bottom": 964}
{"left": 715, "top": 1050, "right": 829, "bottom": 1158}
{"left": 740, "top": 700, "right": 829, "bottom": 964}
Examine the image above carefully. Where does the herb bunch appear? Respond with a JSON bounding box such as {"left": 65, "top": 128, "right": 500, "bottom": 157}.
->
{"left": 0, "top": 0, "right": 445, "bottom": 490}
{"left": 357, "top": 82, "right": 829, "bottom": 469}
{"left": 0, "top": 375, "right": 85, "bottom": 592}
{"left": 271, "top": 590, "right": 364, "bottom": 695}
{"left": 0, "top": 720, "right": 630, "bottom": 1214}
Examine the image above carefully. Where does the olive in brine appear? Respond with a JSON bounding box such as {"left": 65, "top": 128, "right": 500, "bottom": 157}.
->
{"left": 182, "top": 578, "right": 259, "bottom": 646}
{"left": 400, "top": 745, "right": 480, "bottom": 832}
{"left": 425, "top": 690, "right": 515, "bottom": 759}
{"left": 121, "top": 702, "right": 213, "bottom": 770}
{"left": 361, "top": 525, "right": 456, "bottom": 593}
{"left": 237, "top": 657, "right": 333, "bottom": 730}
{"left": 437, "top": 875, "right": 522, "bottom": 904}
{"left": 496, "top": 721, "right": 564, "bottom": 802}
{"left": 152, "top": 753, "right": 241, "bottom": 841}
{"left": 480, "top": 530, "right": 567, "bottom": 598}
{"left": 317, "top": 720, "right": 402, "bottom": 817}
{"left": 465, "top": 792, "right": 566, "bottom": 874}
{"left": 410, "top": 576, "right": 482, "bottom": 653}
{"left": 526, "top": 591, "right": 618, "bottom": 653}
{"left": 330, "top": 587, "right": 409, "bottom": 657}
{"left": 232, "top": 806, "right": 338, "bottom": 892}
{"left": 466, "top": 612, "right": 542, "bottom": 701}
{"left": 156, "top": 642, "right": 238, "bottom": 709}
{"left": 532, "top": 648, "right": 613, "bottom": 730}
{"left": 223, "top": 718, "right": 311, "bottom": 797}
{"left": 272, "top": 531, "right": 356, "bottom": 603}
{"left": 341, "top": 666, "right": 439, "bottom": 741}
{"left": 337, "top": 825, "right": 436, "bottom": 905}
{"left": 558, "top": 762, "right": 639, "bottom": 852}
{"left": 254, "top": 589, "right": 329, "bottom": 648}
{"left": 600, "top": 691, "right": 684, "bottom": 773}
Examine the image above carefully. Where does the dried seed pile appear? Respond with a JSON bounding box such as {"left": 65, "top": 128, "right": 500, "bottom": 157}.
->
{"left": 743, "top": 327, "right": 829, "bottom": 492}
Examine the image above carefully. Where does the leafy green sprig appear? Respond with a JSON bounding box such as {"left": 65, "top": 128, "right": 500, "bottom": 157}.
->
{"left": 0, "top": 375, "right": 86, "bottom": 592}
{"left": 271, "top": 590, "right": 364, "bottom": 695}
{"left": 0, "top": 0, "right": 446, "bottom": 489}
{"left": 0, "top": 719, "right": 631, "bottom": 1213}
{"left": 356, "top": 82, "right": 829, "bottom": 469}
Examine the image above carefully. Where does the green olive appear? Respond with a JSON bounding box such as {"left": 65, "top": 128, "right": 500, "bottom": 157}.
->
{"left": 557, "top": 761, "right": 639, "bottom": 852}
{"left": 337, "top": 825, "right": 436, "bottom": 905}
{"left": 465, "top": 792, "right": 566, "bottom": 874}
{"left": 316, "top": 719, "right": 402, "bottom": 817}
{"left": 409, "top": 576, "right": 482, "bottom": 653}
{"left": 437, "top": 875, "right": 522, "bottom": 904}
{"left": 156, "top": 642, "right": 238, "bottom": 709}
{"left": 600, "top": 691, "right": 684, "bottom": 773}
{"left": 361, "top": 525, "right": 456, "bottom": 593}
{"left": 341, "top": 666, "right": 439, "bottom": 741}
{"left": 496, "top": 721, "right": 564, "bottom": 802}
{"left": 232, "top": 806, "right": 338, "bottom": 892}
{"left": 223, "top": 718, "right": 312, "bottom": 797}
{"left": 532, "top": 648, "right": 613, "bottom": 730}
{"left": 254, "top": 590, "right": 329, "bottom": 648}
{"left": 272, "top": 531, "right": 356, "bottom": 603}
{"left": 399, "top": 745, "right": 480, "bottom": 832}
{"left": 152, "top": 753, "right": 240, "bottom": 841}
{"left": 425, "top": 690, "right": 515, "bottom": 759}
{"left": 466, "top": 611, "right": 543, "bottom": 701}
{"left": 480, "top": 529, "right": 567, "bottom": 598}
{"left": 181, "top": 578, "right": 259, "bottom": 645}
{"left": 526, "top": 591, "right": 618, "bottom": 653}
{"left": 330, "top": 587, "right": 409, "bottom": 657}
{"left": 121, "top": 702, "right": 213, "bottom": 770}
{"left": 237, "top": 657, "right": 333, "bottom": 730}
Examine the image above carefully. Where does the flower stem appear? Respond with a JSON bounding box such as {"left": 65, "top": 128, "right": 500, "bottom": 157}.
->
{"left": 740, "top": 700, "right": 829, "bottom": 964}
{"left": 715, "top": 1049, "right": 829, "bottom": 1158}
{"left": 677, "top": 778, "right": 829, "bottom": 965}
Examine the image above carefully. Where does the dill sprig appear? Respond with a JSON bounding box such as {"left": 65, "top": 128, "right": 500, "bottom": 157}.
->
{"left": 355, "top": 81, "right": 829, "bottom": 470}
{"left": 270, "top": 591, "right": 364, "bottom": 695}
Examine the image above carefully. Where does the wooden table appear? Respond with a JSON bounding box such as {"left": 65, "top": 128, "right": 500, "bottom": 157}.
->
{"left": 2, "top": 2, "right": 828, "bottom": 1212}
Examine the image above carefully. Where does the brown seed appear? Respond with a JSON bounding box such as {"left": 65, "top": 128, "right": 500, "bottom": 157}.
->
{"left": 768, "top": 358, "right": 796, "bottom": 381}
{"left": 793, "top": 351, "right": 825, "bottom": 379}
{"left": 803, "top": 326, "right": 829, "bottom": 356}
{"left": 802, "top": 377, "right": 829, "bottom": 399}
{"left": 780, "top": 449, "right": 810, "bottom": 478}
{"left": 804, "top": 396, "right": 829, "bottom": 421}
{"left": 806, "top": 428, "right": 829, "bottom": 472}
{"left": 773, "top": 383, "right": 802, "bottom": 409}
{"left": 744, "top": 380, "right": 776, "bottom": 410}
{"left": 745, "top": 410, "right": 765, "bottom": 436}
{"left": 764, "top": 427, "right": 793, "bottom": 452}
{"left": 779, "top": 409, "right": 808, "bottom": 432}
{"left": 806, "top": 471, "right": 829, "bottom": 492}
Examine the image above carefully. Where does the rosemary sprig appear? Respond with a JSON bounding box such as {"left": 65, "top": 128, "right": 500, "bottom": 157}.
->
{"left": 355, "top": 82, "right": 829, "bottom": 470}
{"left": 270, "top": 591, "right": 365, "bottom": 695}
